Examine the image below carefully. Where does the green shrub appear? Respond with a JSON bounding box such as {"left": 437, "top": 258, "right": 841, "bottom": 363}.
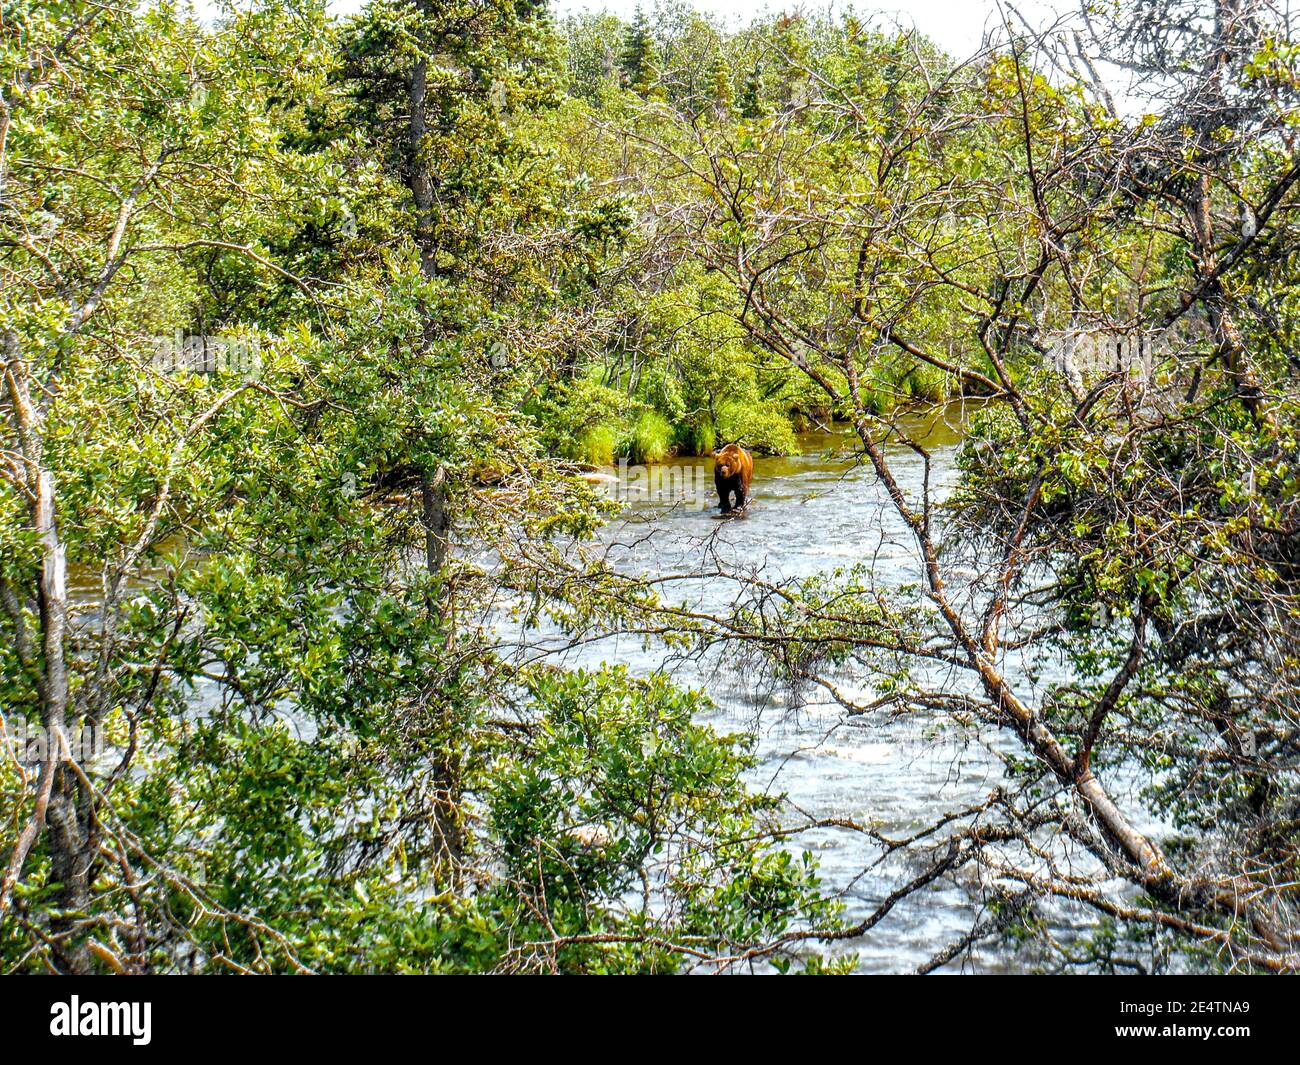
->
{"left": 715, "top": 399, "right": 799, "bottom": 455}
{"left": 674, "top": 418, "right": 716, "bottom": 456}
{"left": 541, "top": 377, "right": 629, "bottom": 465}
{"left": 789, "top": 406, "right": 833, "bottom": 432}
{"left": 904, "top": 364, "right": 952, "bottom": 403}
{"left": 571, "top": 424, "right": 619, "bottom": 465}
{"left": 622, "top": 410, "right": 673, "bottom": 463}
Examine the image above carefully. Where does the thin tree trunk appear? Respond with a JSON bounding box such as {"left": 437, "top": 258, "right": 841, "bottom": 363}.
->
{"left": 1, "top": 334, "right": 94, "bottom": 972}
{"left": 407, "top": 5, "right": 462, "bottom": 879}
{"left": 421, "top": 467, "right": 448, "bottom": 578}
{"left": 1190, "top": 172, "right": 1275, "bottom": 428}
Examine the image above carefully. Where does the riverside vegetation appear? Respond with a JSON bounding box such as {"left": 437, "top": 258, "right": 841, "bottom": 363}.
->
{"left": 2, "top": 0, "right": 1300, "bottom": 973}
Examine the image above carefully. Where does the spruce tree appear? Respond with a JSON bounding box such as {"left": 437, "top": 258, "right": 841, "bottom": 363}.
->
{"left": 620, "top": 8, "right": 657, "bottom": 97}
{"left": 738, "top": 61, "right": 765, "bottom": 118}
{"left": 708, "top": 52, "right": 734, "bottom": 114}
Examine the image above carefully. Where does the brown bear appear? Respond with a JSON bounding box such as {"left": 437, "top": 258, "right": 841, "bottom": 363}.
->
{"left": 712, "top": 443, "right": 753, "bottom": 514}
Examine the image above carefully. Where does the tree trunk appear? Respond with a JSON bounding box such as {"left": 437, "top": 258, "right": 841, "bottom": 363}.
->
{"left": 1189, "top": 172, "right": 1275, "bottom": 429}
{"left": 407, "top": 6, "right": 462, "bottom": 879}
{"left": 2, "top": 336, "right": 95, "bottom": 972}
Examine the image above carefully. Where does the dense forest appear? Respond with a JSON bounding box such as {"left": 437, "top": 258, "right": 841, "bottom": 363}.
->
{"left": 1, "top": 0, "right": 1299, "bottom": 974}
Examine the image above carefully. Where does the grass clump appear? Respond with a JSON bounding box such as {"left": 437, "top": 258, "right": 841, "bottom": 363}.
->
{"left": 622, "top": 410, "right": 673, "bottom": 464}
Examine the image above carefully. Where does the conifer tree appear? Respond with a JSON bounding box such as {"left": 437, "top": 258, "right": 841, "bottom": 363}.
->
{"left": 708, "top": 52, "right": 733, "bottom": 114}
{"left": 738, "top": 60, "right": 765, "bottom": 118}
{"left": 620, "top": 7, "right": 658, "bottom": 97}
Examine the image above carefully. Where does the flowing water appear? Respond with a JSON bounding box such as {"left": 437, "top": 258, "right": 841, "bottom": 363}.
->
{"left": 499, "top": 403, "right": 1100, "bottom": 972}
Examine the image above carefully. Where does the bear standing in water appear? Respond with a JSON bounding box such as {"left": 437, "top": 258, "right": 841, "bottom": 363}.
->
{"left": 712, "top": 443, "right": 753, "bottom": 514}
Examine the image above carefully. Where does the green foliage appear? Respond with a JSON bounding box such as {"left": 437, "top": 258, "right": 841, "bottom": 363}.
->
{"left": 13, "top": 0, "right": 1297, "bottom": 978}
{"left": 478, "top": 667, "right": 838, "bottom": 971}
{"left": 622, "top": 410, "right": 673, "bottom": 463}
{"left": 540, "top": 375, "right": 631, "bottom": 464}
{"left": 0, "top": 0, "right": 841, "bottom": 974}
{"left": 675, "top": 418, "right": 716, "bottom": 456}
{"left": 573, "top": 425, "right": 620, "bottom": 466}
{"left": 620, "top": 8, "right": 659, "bottom": 98}
{"left": 716, "top": 398, "right": 800, "bottom": 455}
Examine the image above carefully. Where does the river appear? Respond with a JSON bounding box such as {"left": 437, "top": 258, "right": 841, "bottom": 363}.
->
{"left": 494, "top": 403, "right": 1103, "bottom": 972}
